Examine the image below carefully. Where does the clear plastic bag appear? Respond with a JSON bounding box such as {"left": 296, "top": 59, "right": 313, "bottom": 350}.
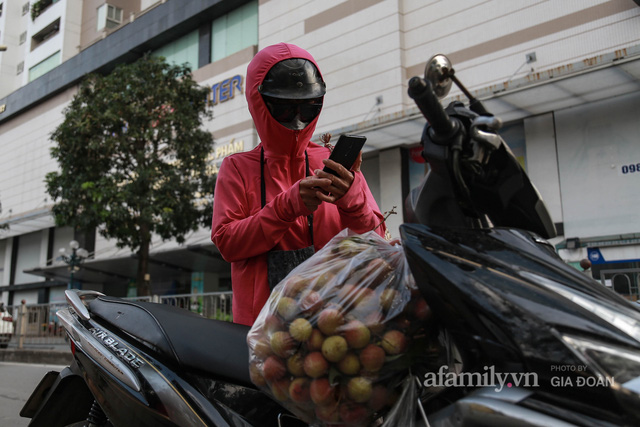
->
{"left": 247, "top": 229, "right": 432, "bottom": 426}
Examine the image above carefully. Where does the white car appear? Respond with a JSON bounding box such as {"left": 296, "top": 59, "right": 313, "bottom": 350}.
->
{"left": 0, "top": 304, "right": 14, "bottom": 348}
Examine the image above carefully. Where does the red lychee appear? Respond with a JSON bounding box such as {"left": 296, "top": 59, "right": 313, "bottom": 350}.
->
{"left": 381, "top": 330, "right": 407, "bottom": 355}
{"left": 317, "top": 308, "right": 344, "bottom": 336}
{"left": 262, "top": 356, "right": 286, "bottom": 382}
{"left": 303, "top": 351, "right": 329, "bottom": 378}
{"left": 307, "top": 328, "right": 325, "bottom": 352}
{"left": 359, "top": 344, "right": 385, "bottom": 372}
{"left": 289, "top": 377, "right": 311, "bottom": 403}
{"left": 343, "top": 319, "right": 371, "bottom": 349}
{"left": 310, "top": 378, "right": 337, "bottom": 405}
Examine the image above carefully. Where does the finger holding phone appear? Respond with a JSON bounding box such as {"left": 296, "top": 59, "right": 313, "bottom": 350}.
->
{"left": 314, "top": 134, "right": 366, "bottom": 203}
{"left": 314, "top": 159, "right": 355, "bottom": 202}
{"left": 299, "top": 176, "right": 332, "bottom": 211}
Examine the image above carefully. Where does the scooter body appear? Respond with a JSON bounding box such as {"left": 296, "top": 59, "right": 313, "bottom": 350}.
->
{"left": 21, "top": 294, "right": 297, "bottom": 427}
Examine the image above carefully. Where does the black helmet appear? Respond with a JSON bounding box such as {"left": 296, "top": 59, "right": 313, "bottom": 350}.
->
{"left": 259, "top": 58, "right": 326, "bottom": 100}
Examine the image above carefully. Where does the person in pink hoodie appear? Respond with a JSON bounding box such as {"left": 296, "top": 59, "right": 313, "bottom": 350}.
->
{"left": 211, "top": 43, "right": 386, "bottom": 326}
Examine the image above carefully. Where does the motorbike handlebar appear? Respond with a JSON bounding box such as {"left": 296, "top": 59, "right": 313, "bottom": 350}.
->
{"left": 408, "top": 76, "right": 456, "bottom": 140}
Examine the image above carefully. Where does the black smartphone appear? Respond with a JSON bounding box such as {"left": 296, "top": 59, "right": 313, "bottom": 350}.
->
{"left": 322, "top": 134, "right": 366, "bottom": 176}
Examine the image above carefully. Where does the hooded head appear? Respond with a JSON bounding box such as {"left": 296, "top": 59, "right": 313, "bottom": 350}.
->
{"left": 246, "top": 43, "right": 325, "bottom": 156}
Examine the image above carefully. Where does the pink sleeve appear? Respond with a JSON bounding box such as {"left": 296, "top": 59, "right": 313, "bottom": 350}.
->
{"left": 334, "top": 172, "right": 386, "bottom": 237}
{"left": 211, "top": 157, "right": 314, "bottom": 262}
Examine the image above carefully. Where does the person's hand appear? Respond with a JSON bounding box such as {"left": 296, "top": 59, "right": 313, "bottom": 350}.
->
{"left": 314, "top": 158, "right": 356, "bottom": 203}
{"left": 299, "top": 176, "right": 332, "bottom": 211}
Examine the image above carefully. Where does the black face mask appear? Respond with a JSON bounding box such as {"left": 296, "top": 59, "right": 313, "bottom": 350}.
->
{"left": 263, "top": 96, "right": 322, "bottom": 130}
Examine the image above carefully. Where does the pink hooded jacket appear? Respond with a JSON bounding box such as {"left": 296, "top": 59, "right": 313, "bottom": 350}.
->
{"left": 211, "top": 43, "right": 385, "bottom": 326}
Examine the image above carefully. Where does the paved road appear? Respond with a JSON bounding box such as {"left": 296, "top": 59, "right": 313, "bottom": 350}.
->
{"left": 0, "top": 361, "right": 67, "bottom": 426}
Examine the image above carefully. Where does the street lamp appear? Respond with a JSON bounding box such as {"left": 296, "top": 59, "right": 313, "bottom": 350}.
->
{"left": 59, "top": 240, "right": 89, "bottom": 289}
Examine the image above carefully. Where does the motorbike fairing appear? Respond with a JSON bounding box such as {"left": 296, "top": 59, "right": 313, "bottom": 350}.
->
{"left": 21, "top": 363, "right": 95, "bottom": 427}
{"left": 401, "top": 223, "right": 640, "bottom": 424}
{"left": 70, "top": 296, "right": 299, "bottom": 426}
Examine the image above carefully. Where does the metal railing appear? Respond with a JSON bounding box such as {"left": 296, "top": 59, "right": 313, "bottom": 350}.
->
{"left": 600, "top": 268, "right": 640, "bottom": 302}
{"left": 6, "top": 291, "right": 233, "bottom": 349}
{"left": 159, "top": 292, "right": 233, "bottom": 322}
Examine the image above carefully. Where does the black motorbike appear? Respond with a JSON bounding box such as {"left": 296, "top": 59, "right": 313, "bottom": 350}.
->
{"left": 21, "top": 54, "right": 640, "bottom": 427}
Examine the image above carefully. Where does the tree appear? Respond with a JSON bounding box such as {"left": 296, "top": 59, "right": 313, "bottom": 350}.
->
{"left": 46, "top": 55, "right": 215, "bottom": 295}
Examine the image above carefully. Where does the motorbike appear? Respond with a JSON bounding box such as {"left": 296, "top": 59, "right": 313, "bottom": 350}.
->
{"left": 20, "top": 53, "right": 640, "bottom": 427}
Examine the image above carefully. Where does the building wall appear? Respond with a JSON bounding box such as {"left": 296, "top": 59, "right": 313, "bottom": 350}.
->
{"left": 80, "top": 0, "right": 142, "bottom": 51}
{"left": 0, "top": 0, "right": 30, "bottom": 98}
{"left": 555, "top": 91, "right": 640, "bottom": 239}
{"left": 0, "top": 87, "right": 75, "bottom": 220}
{"left": 259, "top": 0, "right": 407, "bottom": 135}
{"left": 402, "top": 0, "right": 640, "bottom": 95}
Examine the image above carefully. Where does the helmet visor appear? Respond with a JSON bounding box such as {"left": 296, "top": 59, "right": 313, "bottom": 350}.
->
{"left": 263, "top": 96, "right": 323, "bottom": 130}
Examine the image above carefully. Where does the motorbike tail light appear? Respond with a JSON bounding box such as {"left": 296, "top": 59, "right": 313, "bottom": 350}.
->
{"left": 2, "top": 316, "right": 12, "bottom": 322}
{"left": 70, "top": 339, "right": 76, "bottom": 355}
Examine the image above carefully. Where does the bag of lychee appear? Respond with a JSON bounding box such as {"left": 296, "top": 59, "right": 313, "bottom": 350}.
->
{"left": 247, "top": 228, "right": 432, "bottom": 426}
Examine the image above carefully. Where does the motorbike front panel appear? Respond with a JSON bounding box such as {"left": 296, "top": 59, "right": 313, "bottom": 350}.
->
{"left": 401, "top": 223, "right": 640, "bottom": 424}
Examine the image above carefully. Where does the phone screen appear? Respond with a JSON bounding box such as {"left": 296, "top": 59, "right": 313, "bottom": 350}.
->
{"left": 322, "top": 134, "right": 366, "bottom": 176}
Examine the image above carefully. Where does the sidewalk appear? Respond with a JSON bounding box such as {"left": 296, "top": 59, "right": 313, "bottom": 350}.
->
{"left": 0, "top": 343, "right": 73, "bottom": 365}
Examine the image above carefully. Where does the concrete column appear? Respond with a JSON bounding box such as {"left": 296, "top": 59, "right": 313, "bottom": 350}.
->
{"left": 3, "top": 238, "right": 13, "bottom": 286}
{"left": 524, "top": 113, "right": 562, "bottom": 224}
{"left": 378, "top": 147, "right": 403, "bottom": 239}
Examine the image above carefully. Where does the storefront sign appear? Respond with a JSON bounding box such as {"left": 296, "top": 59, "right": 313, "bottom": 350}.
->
{"left": 620, "top": 162, "right": 640, "bottom": 176}
{"left": 205, "top": 139, "right": 245, "bottom": 176}
{"left": 215, "top": 138, "right": 244, "bottom": 159}
{"left": 208, "top": 75, "right": 243, "bottom": 106}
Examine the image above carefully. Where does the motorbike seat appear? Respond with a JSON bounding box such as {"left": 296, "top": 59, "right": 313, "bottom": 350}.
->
{"left": 88, "top": 296, "right": 253, "bottom": 388}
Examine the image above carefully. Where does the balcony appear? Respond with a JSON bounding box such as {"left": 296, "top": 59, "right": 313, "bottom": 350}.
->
{"left": 30, "top": 0, "right": 60, "bottom": 21}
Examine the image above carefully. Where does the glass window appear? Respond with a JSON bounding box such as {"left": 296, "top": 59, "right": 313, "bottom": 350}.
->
{"left": 211, "top": 0, "right": 257, "bottom": 62}
{"left": 14, "top": 231, "right": 44, "bottom": 285}
{"left": 97, "top": 4, "right": 123, "bottom": 31}
{"left": 28, "top": 50, "right": 60, "bottom": 81}
{"left": 153, "top": 30, "right": 199, "bottom": 71}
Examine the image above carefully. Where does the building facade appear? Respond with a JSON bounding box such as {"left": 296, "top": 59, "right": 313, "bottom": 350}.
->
{"left": 1, "top": 0, "right": 639, "bottom": 305}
